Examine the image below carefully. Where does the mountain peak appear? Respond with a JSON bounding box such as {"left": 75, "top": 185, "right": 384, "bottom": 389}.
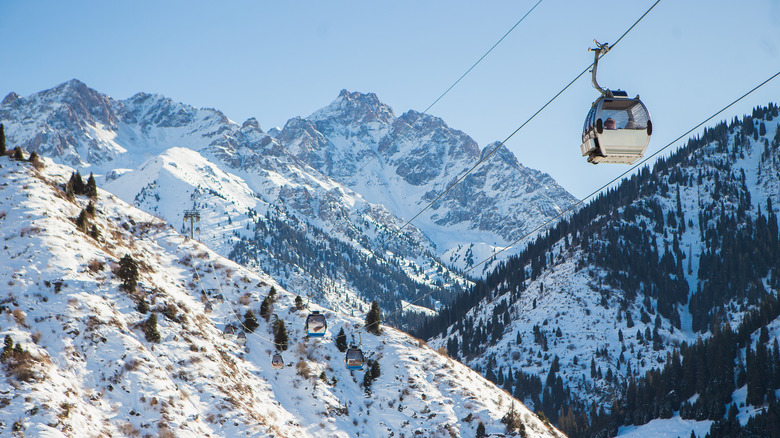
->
{"left": 2, "top": 91, "right": 20, "bottom": 106}
{"left": 52, "top": 78, "right": 98, "bottom": 99}
{"left": 241, "top": 117, "right": 262, "bottom": 131}
{"left": 309, "top": 89, "right": 395, "bottom": 125}
{"left": 480, "top": 141, "right": 520, "bottom": 168}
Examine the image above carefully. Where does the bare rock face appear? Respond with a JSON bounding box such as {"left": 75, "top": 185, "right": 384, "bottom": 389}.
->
{"left": 2, "top": 91, "right": 20, "bottom": 105}
{"left": 281, "top": 90, "right": 577, "bottom": 249}
{"left": 0, "top": 81, "right": 576, "bottom": 273}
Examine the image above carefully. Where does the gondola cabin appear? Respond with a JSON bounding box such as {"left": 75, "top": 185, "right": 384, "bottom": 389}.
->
{"left": 305, "top": 311, "right": 327, "bottom": 338}
{"left": 581, "top": 40, "right": 652, "bottom": 165}
{"left": 271, "top": 353, "right": 284, "bottom": 370}
{"left": 581, "top": 92, "right": 652, "bottom": 164}
{"left": 345, "top": 346, "right": 365, "bottom": 371}
{"left": 237, "top": 331, "right": 247, "bottom": 344}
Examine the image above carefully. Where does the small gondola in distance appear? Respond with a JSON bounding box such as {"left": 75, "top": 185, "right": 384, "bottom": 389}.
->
{"left": 345, "top": 345, "right": 365, "bottom": 371}
{"left": 305, "top": 310, "right": 327, "bottom": 338}
{"left": 271, "top": 353, "right": 284, "bottom": 370}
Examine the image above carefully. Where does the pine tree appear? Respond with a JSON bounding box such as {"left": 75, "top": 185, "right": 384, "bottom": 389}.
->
{"left": 259, "top": 296, "right": 272, "bottom": 322}
{"left": 86, "top": 173, "right": 98, "bottom": 199}
{"left": 68, "top": 171, "right": 86, "bottom": 195}
{"left": 12, "top": 146, "right": 24, "bottom": 161}
{"left": 294, "top": 295, "right": 304, "bottom": 311}
{"left": 117, "top": 254, "right": 139, "bottom": 292}
{"left": 335, "top": 327, "right": 348, "bottom": 352}
{"left": 476, "top": 422, "right": 486, "bottom": 438}
{"left": 362, "top": 359, "right": 381, "bottom": 393}
{"left": 501, "top": 402, "right": 524, "bottom": 433}
{"left": 144, "top": 314, "right": 161, "bottom": 343}
{"left": 75, "top": 209, "right": 90, "bottom": 233}
{"left": 0, "top": 123, "right": 6, "bottom": 155}
{"left": 0, "top": 335, "right": 12, "bottom": 362}
{"left": 365, "top": 300, "right": 382, "bottom": 335}
{"left": 273, "top": 319, "right": 288, "bottom": 351}
{"left": 243, "top": 309, "right": 259, "bottom": 332}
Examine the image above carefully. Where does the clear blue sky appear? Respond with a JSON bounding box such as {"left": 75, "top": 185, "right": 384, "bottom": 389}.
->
{"left": 2, "top": 1, "right": 779, "bottom": 199}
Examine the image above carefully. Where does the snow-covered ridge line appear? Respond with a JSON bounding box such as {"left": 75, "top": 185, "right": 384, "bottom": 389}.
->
{"left": 0, "top": 153, "right": 563, "bottom": 437}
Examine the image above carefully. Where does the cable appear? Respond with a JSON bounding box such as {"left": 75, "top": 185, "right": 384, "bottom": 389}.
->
{"left": 464, "top": 68, "right": 780, "bottom": 275}
{"left": 354, "top": 0, "right": 544, "bottom": 176}
{"left": 185, "top": 235, "right": 289, "bottom": 351}
{"left": 372, "top": 0, "right": 661, "bottom": 255}
{"left": 382, "top": 68, "right": 780, "bottom": 323}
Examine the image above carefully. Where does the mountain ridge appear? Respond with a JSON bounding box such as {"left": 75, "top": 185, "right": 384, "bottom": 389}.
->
{"left": 0, "top": 151, "right": 564, "bottom": 437}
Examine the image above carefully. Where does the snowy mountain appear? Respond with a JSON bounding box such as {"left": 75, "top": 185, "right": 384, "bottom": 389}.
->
{"left": 0, "top": 80, "right": 469, "bottom": 322}
{"left": 0, "top": 80, "right": 575, "bottom": 323}
{"left": 0, "top": 152, "right": 564, "bottom": 437}
{"left": 281, "top": 89, "right": 577, "bottom": 272}
{"left": 421, "top": 104, "right": 780, "bottom": 437}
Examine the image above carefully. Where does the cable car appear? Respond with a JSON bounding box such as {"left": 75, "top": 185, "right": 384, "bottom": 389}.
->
{"left": 271, "top": 353, "right": 284, "bottom": 370}
{"left": 345, "top": 345, "right": 365, "bottom": 371}
{"left": 237, "top": 331, "right": 247, "bottom": 344}
{"left": 581, "top": 41, "right": 652, "bottom": 165}
{"left": 305, "top": 311, "right": 327, "bottom": 338}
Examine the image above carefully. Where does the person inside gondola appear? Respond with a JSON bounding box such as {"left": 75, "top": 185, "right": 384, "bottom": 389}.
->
{"left": 604, "top": 117, "right": 617, "bottom": 130}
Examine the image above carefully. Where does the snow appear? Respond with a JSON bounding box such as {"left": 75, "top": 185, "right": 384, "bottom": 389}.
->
{"left": 617, "top": 416, "right": 713, "bottom": 438}
{"left": 433, "top": 109, "right": 780, "bottom": 430}
{"left": 0, "top": 155, "right": 562, "bottom": 437}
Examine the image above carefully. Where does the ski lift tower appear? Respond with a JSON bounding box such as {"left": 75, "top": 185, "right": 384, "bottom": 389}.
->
{"left": 183, "top": 209, "right": 201, "bottom": 239}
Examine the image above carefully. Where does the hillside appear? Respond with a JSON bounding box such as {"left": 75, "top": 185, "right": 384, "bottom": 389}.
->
{"left": 421, "top": 104, "right": 780, "bottom": 437}
{"left": 0, "top": 80, "right": 473, "bottom": 323}
{"left": 0, "top": 80, "right": 576, "bottom": 325}
{"left": 0, "top": 151, "right": 563, "bottom": 437}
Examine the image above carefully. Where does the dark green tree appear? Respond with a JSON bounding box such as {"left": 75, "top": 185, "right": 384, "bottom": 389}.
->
{"left": 86, "top": 173, "right": 98, "bottom": 199}
{"left": 12, "top": 146, "right": 23, "bottom": 161}
{"left": 117, "top": 254, "right": 139, "bottom": 292}
{"left": 0, "top": 335, "right": 12, "bottom": 362}
{"left": 68, "top": 171, "right": 86, "bottom": 195}
{"left": 365, "top": 300, "right": 382, "bottom": 335}
{"left": 476, "top": 421, "right": 486, "bottom": 438}
{"left": 144, "top": 314, "right": 161, "bottom": 343}
{"left": 273, "top": 319, "right": 288, "bottom": 351}
{"left": 294, "top": 295, "right": 304, "bottom": 310}
{"left": 243, "top": 309, "right": 259, "bottom": 333}
{"left": 363, "top": 359, "right": 381, "bottom": 393}
{"left": 501, "top": 402, "right": 524, "bottom": 433}
{"left": 0, "top": 123, "right": 6, "bottom": 155}
{"left": 259, "top": 296, "right": 272, "bottom": 322}
{"left": 75, "top": 209, "right": 90, "bottom": 233}
{"left": 335, "top": 327, "right": 347, "bottom": 352}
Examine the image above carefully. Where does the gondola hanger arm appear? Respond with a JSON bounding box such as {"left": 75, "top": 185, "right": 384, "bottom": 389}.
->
{"left": 589, "top": 40, "right": 612, "bottom": 97}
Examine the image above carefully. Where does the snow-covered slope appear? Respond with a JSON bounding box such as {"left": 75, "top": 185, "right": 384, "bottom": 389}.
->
{"left": 426, "top": 105, "right": 780, "bottom": 436}
{"left": 1, "top": 80, "right": 469, "bottom": 320}
{"left": 0, "top": 153, "right": 563, "bottom": 437}
{"left": 281, "top": 90, "right": 578, "bottom": 271}
{"left": 0, "top": 81, "right": 577, "bottom": 276}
